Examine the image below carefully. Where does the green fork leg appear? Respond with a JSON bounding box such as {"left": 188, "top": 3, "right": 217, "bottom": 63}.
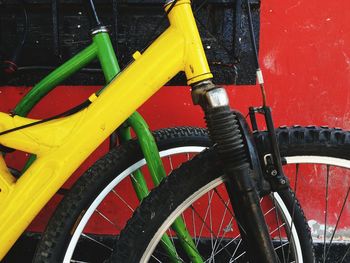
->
{"left": 122, "top": 112, "right": 203, "bottom": 263}
{"left": 118, "top": 118, "right": 180, "bottom": 262}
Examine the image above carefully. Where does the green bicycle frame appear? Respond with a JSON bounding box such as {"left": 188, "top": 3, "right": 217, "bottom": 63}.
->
{"left": 14, "top": 32, "right": 118, "bottom": 116}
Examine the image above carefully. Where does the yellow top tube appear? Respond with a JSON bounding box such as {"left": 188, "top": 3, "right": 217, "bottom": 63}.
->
{"left": 0, "top": 0, "right": 212, "bottom": 258}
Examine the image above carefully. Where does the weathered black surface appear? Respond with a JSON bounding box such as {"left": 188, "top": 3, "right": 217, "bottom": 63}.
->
{"left": 0, "top": 0, "right": 260, "bottom": 86}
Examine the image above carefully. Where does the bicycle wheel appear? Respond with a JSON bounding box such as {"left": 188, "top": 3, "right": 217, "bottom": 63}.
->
{"left": 113, "top": 149, "right": 313, "bottom": 262}
{"left": 33, "top": 127, "right": 211, "bottom": 263}
{"left": 257, "top": 126, "right": 350, "bottom": 262}
{"left": 113, "top": 126, "right": 350, "bottom": 262}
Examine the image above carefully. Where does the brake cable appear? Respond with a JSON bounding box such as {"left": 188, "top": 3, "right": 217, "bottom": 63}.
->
{"left": 246, "top": 0, "right": 267, "bottom": 106}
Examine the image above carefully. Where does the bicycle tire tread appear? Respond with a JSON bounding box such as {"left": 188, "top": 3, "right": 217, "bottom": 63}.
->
{"left": 33, "top": 126, "right": 209, "bottom": 263}
{"left": 112, "top": 148, "right": 313, "bottom": 262}
{"left": 257, "top": 126, "right": 350, "bottom": 158}
{"left": 113, "top": 126, "right": 350, "bottom": 262}
{"left": 112, "top": 148, "right": 219, "bottom": 262}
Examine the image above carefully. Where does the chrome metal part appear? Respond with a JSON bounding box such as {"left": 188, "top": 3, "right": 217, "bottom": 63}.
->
{"left": 164, "top": 0, "right": 176, "bottom": 7}
{"left": 91, "top": 26, "right": 109, "bottom": 36}
{"left": 205, "top": 87, "right": 229, "bottom": 108}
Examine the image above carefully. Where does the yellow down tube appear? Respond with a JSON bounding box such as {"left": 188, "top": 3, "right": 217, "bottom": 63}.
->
{"left": 0, "top": 0, "right": 212, "bottom": 258}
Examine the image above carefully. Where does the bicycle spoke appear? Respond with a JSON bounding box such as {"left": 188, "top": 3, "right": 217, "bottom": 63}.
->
{"left": 294, "top": 164, "right": 299, "bottom": 194}
{"left": 272, "top": 198, "right": 286, "bottom": 263}
{"left": 152, "top": 244, "right": 185, "bottom": 263}
{"left": 190, "top": 203, "right": 238, "bottom": 260}
{"left": 287, "top": 163, "right": 300, "bottom": 263}
{"left": 150, "top": 228, "right": 191, "bottom": 263}
{"left": 150, "top": 255, "right": 163, "bottom": 263}
{"left": 339, "top": 245, "right": 350, "bottom": 263}
{"left": 229, "top": 242, "right": 247, "bottom": 262}
{"left": 230, "top": 240, "right": 292, "bottom": 263}
{"left": 210, "top": 218, "right": 236, "bottom": 258}
{"left": 264, "top": 205, "right": 276, "bottom": 217}
{"left": 167, "top": 229, "right": 184, "bottom": 262}
{"left": 274, "top": 242, "right": 292, "bottom": 257}
{"left": 149, "top": 213, "right": 205, "bottom": 262}
{"left": 208, "top": 192, "right": 215, "bottom": 263}
{"left": 209, "top": 231, "right": 242, "bottom": 261}
{"left": 192, "top": 207, "right": 198, "bottom": 244}
{"left": 111, "top": 189, "right": 134, "bottom": 212}
{"left": 209, "top": 188, "right": 262, "bottom": 260}
{"left": 195, "top": 191, "right": 215, "bottom": 247}
{"left": 167, "top": 229, "right": 176, "bottom": 247}
{"left": 168, "top": 156, "right": 174, "bottom": 171}
{"left": 154, "top": 236, "right": 185, "bottom": 263}
{"left": 213, "top": 188, "right": 247, "bottom": 235}
{"left": 164, "top": 224, "right": 205, "bottom": 262}
{"left": 228, "top": 239, "right": 243, "bottom": 263}
{"left": 326, "top": 186, "right": 350, "bottom": 261}
{"left": 269, "top": 222, "right": 287, "bottom": 236}
{"left": 80, "top": 233, "right": 112, "bottom": 251}
{"left": 210, "top": 199, "right": 231, "bottom": 261}
{"left": 323, "top": 165, "right": 330, "bottom": 263}
{"left": 95, "top": 209, "right": 121, "bottom": 230}
{"left": 170, "top": 187, "right": 298, "bottom": 262}
{"left": 130, "top": 173, "right": 149, "bottom": 196}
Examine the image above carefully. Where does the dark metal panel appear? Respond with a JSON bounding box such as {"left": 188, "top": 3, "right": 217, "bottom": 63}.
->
{"left": 51, "top": 0, "right": 62, "bottom": 62}
{"left": 0, "top": 0, "right": 260, "bottom": 86}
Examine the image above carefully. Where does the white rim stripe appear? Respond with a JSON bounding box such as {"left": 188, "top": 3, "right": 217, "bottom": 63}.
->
{"left": 285, "top": 156, "right": 350, "bottom": 168}
{"left": 63, "top": 146, "right": 205, "bottom": 262}
{"left": 273, "top": 192, "right": 303, "bottom": 263}
{"left": 142, "top": 179, "right": 303, "bottom": 262}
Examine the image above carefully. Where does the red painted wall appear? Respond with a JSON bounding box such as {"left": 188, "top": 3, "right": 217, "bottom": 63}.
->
{"left": 0, "top": 0, "right": 349, "bottom": 239}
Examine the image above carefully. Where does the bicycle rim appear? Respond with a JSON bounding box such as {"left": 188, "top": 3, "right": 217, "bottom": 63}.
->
{"left": 140, "top": 177, "right": 303, "bottom": 263}
{"left": 63, "top": 146, "right": 206, "bottom": 263}
{"left": 284, "top": 155, "right": 350, "bottom": 262}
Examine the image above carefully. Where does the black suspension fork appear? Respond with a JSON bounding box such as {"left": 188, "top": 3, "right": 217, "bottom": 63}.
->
{"left": 191, "top": 80, "right": 278, "bottom": 263}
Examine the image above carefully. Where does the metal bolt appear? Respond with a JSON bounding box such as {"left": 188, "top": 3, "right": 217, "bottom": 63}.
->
{"left": 271, "top": 170, "right": 278, "bottom": 176}
{"left": 280, "top": 179, "right": 286, "bottom": 184}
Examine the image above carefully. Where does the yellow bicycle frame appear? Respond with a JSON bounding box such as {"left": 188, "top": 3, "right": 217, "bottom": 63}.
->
{"left": 0, "top": 0, "right": 212, "bottom": 259}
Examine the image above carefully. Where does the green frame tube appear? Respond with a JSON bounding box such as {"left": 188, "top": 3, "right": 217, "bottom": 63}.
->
{"left": 14, "top": 32, "right": 120, "bottom": 116}
{"left": 13, "top": 43, "right": 98, "bottom": 116}
{"left": 94, "top": 33, "right": 120, "bottom": 84}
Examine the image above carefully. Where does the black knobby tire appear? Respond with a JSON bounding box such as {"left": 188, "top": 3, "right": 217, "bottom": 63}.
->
{"left": 113, "top": 126, "right": 350, "bottom": 263}
{"left": 112, "top": 149, "right": 313, "bottom": 262}
{"left": 33, "top": 127, "right": 211, "bottom": 263}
